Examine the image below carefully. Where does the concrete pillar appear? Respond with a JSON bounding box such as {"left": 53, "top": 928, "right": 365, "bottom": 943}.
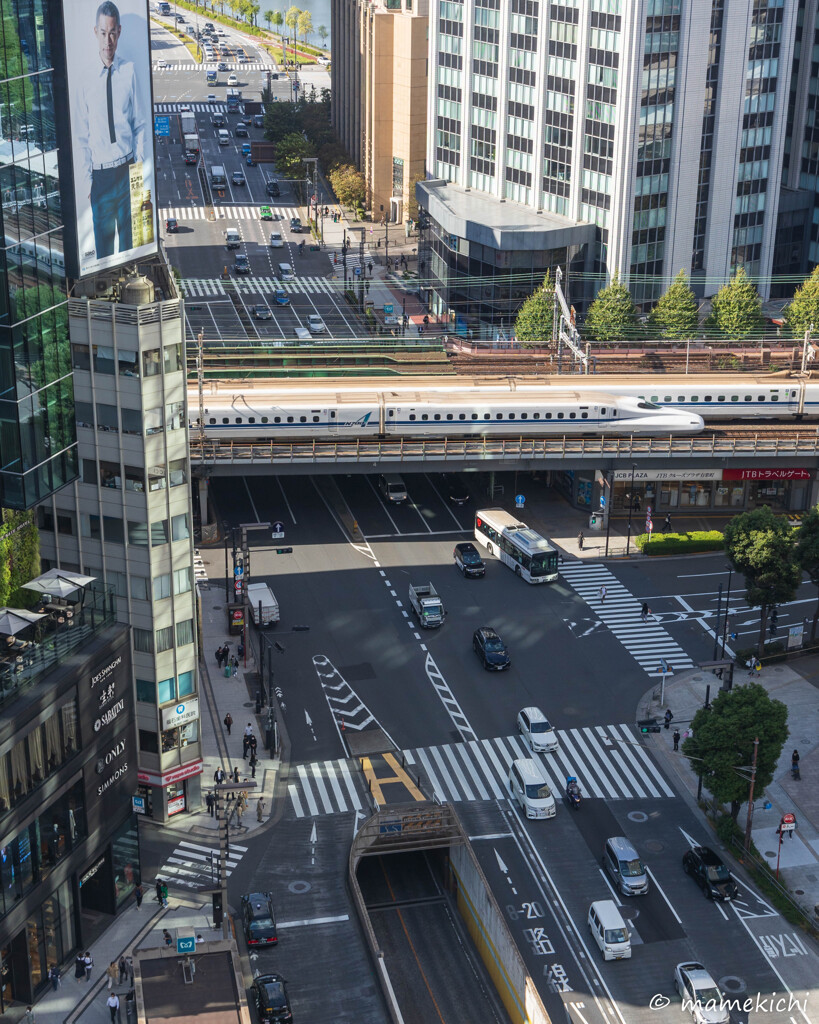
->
{"left": 198, "top": 476, "right": 211, "bottom": 526}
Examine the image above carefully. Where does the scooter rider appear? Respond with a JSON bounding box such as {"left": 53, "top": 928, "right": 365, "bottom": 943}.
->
{"left": 566, "top": 776, "right": 581, "bottom": 808}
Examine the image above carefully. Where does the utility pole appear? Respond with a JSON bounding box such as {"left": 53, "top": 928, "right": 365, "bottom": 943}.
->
{"left": 197, "top": 330, "right": 205, "bottom": 447}
{"left": 712, "top": 583, "right": 723, "bottom": 661}
{"left": 743, "top": 737, "right": 760, "bottom": 853}
{"left": 384, "top": 213, "right": 389, "bottom": 273}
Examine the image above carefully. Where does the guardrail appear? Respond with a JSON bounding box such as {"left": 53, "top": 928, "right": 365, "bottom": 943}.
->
{"left": 189, "top": 430, "right": 819, "bottom": 465}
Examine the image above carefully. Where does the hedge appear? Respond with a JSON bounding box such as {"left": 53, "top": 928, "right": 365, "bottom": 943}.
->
{"left": 635, "top": 530, "right": 724, "bottom": 555}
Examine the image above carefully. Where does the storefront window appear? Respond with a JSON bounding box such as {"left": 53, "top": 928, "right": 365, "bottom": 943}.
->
{"left": 161, "top": 728, "right": 179, "bottom": 753}
{"left": 167, "top": 782, "right": 186, "bottom": 817}
{"left": 112, "top": 818, "right": 140, "bottom": 907}
{"left": 749, "top": 481, "right": 786, "bottom": 508}
{"left": 681, "top": 480, "right": 712, "bottom": 507}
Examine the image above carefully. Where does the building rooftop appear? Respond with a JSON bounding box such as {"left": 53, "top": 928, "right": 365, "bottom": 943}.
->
{"left": 418, "top": 179, "right": 597, "bottom": 252}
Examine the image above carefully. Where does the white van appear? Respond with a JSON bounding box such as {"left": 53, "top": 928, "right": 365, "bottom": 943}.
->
{"left": 246, "top": 582, "right": 279, "bottom": 627}
{"left": 224, "top": 228, "right": 241, "bottom": 249}
{"left": 588, "top": 900, "right": 631, "bottom": 961}
{"left": 277, "top": 262, "right": 294, "bottom": 281}
{"left": 517, "top": 707, "right": 559, "bottom": 752}
{"left": 378, "top": 474, "right": 407, "bottom": 503}
{"left": 508, "top": 758, "right": 555, "bottom": 819}
{"left": 218, "top": 128, "right": 230, "bottom": 145}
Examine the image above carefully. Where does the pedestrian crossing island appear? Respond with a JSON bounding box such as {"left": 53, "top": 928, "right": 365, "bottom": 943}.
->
{"left": 286, "top": 724, "right": 674, "bottom": 819}
{"left": 157, "top": 839, "right": 248, "bottom": 890}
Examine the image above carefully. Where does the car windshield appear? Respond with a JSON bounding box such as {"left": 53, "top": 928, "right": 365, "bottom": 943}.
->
{"left": 620, "top": 858, "right": 645, "bottom": 877}
{"left": 462, "top": 550, "right": 481, "bottom": 564}
{"left": 694, "top": 986, "right": 722, "bottom": 1006}
{"left": 530, "top": 721, "right": 551, "bottom": 733}
{"left": 484, "top": 637, "right": 505, "bottom": 651}
{"left": 604, "top": 927, "right": 628, "bottom": 944}
{"left": 706, "top": 864, "right": 730, "bottom": 882}
{"left": 422, "top": 604, "right": 441, "bottom": 618}
{"left": 261, "top": 983, "right": 286, "bottom": 1008}
{"left": 250, "top": 917, "right": 275, "bottom": 931}
{"left": 525, "top": 782, "right": 551, "bottom": 799}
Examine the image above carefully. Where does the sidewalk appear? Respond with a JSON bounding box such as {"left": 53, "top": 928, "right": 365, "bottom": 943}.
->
{"left": 640, "top": 662, "right": 819, "bottom": 923}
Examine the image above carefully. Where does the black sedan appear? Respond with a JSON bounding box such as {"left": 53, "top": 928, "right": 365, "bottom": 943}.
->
{"left": 165, "top": 217, "right": 178, "bottom": 233}
{"left": 218, "top": 61, "right": 229, "bottom": 71}
{"left": 682, "top": 846, "right": 738, "bottom": 901}
{"left": 251, "top": 305, "right": 273, "bottom": 320}
{"left": 250, "top": 973, "right": 292, "bottom": 1023}
{"left": 454, "top": 542, "right": 485, "bottom": 578}
{"left": 473, "top": 626, "right": 510, "bottom": 670}
{"left": 440, "top": 473, "right": 470, "bottom": 505}
{"left": 234, "top": 253, "right": 251, "bottom": 275}
{"left": 232, "top": 170, "right": 246, "bottom": 185}
{"left": 240, "top": 892, "right": 278, "bottom": 946}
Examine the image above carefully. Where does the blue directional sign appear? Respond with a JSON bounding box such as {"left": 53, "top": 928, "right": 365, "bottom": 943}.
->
{"left": 515, "top": 494, "right": 525, "bottom": 509}
{"left": 177, "top": 936, "right": 196, "bottom": 954}
{"left": 132, "top": 795, "right": 145, "bottom": 814}
{"left": 383, "top": 304, "right": 394, "bottom": 314}
{"left": 272, "top": 521, "right": 285, "bottom": 540}
{"left": 599, "top": 495, "right": 607, "bottom": 508}
{"left": 154, "top": 116, "right": 170, "bottom": 137}
{"left": 354, "top": 267, "right": 361, "bottom": 277}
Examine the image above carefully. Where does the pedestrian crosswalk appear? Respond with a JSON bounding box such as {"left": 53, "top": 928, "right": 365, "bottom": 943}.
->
{"left": 154, "top": 102, "right": 225, "bottom": 113}
{"left": 559, "top": 562, "right": 696, "bottom": 677}
{"left": 180, "top": 275, "right": 341, "bottom": 297}
{"left": 157, "top": 838, "right": 248, "bottom": 891}
{"left": 285, "top": 725, "right": 674, "bottom": 818}
{"left": 160, "top": 206, "right": 291, "bottom": 221}
{"left": 327, "top": 248, "right": 376, "bottom": 273}
{"left": 153, "top": 62, "right": 269, "bottom": 71}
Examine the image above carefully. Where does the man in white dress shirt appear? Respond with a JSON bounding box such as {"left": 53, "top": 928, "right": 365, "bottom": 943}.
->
{"left": 74, "top": 1, "right": 147, "bottom": 259}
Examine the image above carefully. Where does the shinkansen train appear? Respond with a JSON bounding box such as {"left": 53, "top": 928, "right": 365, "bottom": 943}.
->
{"left": 191, "top": 382, "right": 704, "bottom": 440}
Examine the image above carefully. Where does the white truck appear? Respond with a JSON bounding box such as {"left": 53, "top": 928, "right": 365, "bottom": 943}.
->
{"left": 180, "top": 112, "right": 196, "bottom": 136}
{"left": 408, "top": 583, "right": 445, "bottom": 628}
{"left": 246, "top": 582, "right": 279, "bottom": 627}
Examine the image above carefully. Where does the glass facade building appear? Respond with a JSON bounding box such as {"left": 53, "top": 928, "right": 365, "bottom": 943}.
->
{"left": 0, "top": 0, "right": 77, "bottom": 509}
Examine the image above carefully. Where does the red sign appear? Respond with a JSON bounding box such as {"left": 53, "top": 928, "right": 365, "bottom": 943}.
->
{"left": 722, "top": 469, "right": 812, "bottom": 481}
{"left": 137, "top": 759, "right": 203, "bottom": 788}
{"left": 168, "top": 795, "right": 186, "bottom": 816}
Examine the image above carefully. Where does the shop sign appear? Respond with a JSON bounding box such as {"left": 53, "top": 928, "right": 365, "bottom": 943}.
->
{"left": 161, "top": 698, "right": 200, "bottom": 730}
{"left": 612, "top": 468, "right": 721, "bottom": 481}
{"left": 90, "top": 655, "right": 122, "bottom": 690}
{"left": 137, "top": 759, "right": 203, "bottom": 787}
{"left": 94, "top": 698, "right": 126, "bottom": 732}
{"left": 722, "top": 468, "right": 812, "bottom": 481}
{"left": 80, "top": 856, "right": 106, "bottom": 887}
{"left": 168, "top": 795, "right": 186, "bottom": 816}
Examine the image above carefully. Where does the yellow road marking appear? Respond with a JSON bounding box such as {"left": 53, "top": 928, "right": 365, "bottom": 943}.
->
{"left": 360, "top": 752, "right": 425, "bottom": 803}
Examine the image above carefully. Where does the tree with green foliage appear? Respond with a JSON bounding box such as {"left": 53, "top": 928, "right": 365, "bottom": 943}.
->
{"left": 0, "top": 509, "right": 40, "bottom": 609}
{"left": 682, "top": 683, "right": 788, "bottom": 821}
{"left": 723, "top": 505, "right": 801, "bottom": 657}
{"left": 275, "top": 132, "right": 315, "bottom": 180}
{"left": 584, "top": 272, "right": 639, "bottom": 342}
{"left": 285, "top": 4, "right": 300, "bottom": 58}
{"left": 263, "top": 100, "right": 302, "bottom": 143}
{"left": 785, "top": 266, "right": 819, "bottom": 341}
{"left": 328, "top": 163, "right": 366, "bottom": 209}
{"left": 514, "top": 272, "right": 554, "bottom": 346}
{"left": 794, "top": 505, "right": 819, "bottom": 641}
{"left": 647, "top": 269, "right": 699, "bottom": 339}
{"left": 264, "top": 9, "right": 274, "bottom": 29}
{"left": 272, "top": 10, "right": 283, "bottom": 32}
{"left": 705, "top": 266, "right": 764, "bottom": 338}
{"left": 297, "top": 9, "right": 312, "bottom": 42}
{"left": 317, "top": 24, "right": 328, "bottom": 45}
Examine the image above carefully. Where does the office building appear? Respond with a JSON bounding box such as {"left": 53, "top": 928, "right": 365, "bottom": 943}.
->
{"left": 0, "top": 574, "right": 137, "bottom": 1011}
{"left": 422, "top": 0, "right": 811, "bottom": 318}
{"left": 331, "top": 0, "right": 429, "bottom": 222}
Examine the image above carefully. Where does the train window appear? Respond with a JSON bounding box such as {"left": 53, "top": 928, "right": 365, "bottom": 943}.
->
{"left": 209, "top": 418, "right": 216, "bottom": 424}
{"left": 600, "top": 408, "right": 606, "bottom": 414}
{"left": 533, "top": 412, "right": 540, "bottom": 419}
{"left": 545, "top": 412, "right": 552, "bottom": 419}
{"left": 521, "top": 413, "right": 528, "bottom": 419}
{"left": 557, "top": 412, "right": 564, "bottom": 419}
{"left": 731, "top": 396, "right": 739, "bottom": 402}
{"left": 422, "top": 414, "right": 428, "bottom": 420}
{"left": 261, "top": 417, "right": 268, "bottom": 423}
{"left": 744, "top": 396, "right": 752, "bottom": 402}
{"left": 664, "top": 396, "right": 672, "bottom": 403}
{"left": 459, "top": 413, "right": 466, "bottom": 420}
{"left": 569, "top": 412, "right": 576, "bottom": 419}
{"left": 331, "top": 411, "right": 336, "bottom": 417}
{"left": 248, "top": 417, "right": 256, "bottom": 423}
{"left": 484, "top": 413, "right": 490, "bottom": 419}
{"left": 690, "top": 396, "right": 698, "bottom": 402}
{"left": 508, "top": 413, "right": 515, "bottom": 419}
{"left": 446, "top": 414, "right": 453, "bottom": 420}
{"left": 581, "top": 412, "right": 588, "bottom": 419}
{"left": 409, "top": 414, "right": 416, "bottom": 421}
{"left": 274, "top": 416, "right": 281, "bottom": 423}
{"left": 651, "top": 396, "right": 659, "bottom": 402}
{"left": 717, "top": 396, "right": 726, "bottom": 402}
{"left": 704, "top": 395, "right": 712, "bottom": 402}
{"left": 388, "top": 410, "right": 394, "bottom": 416}
{"left": 771, "top": 394, "right": 779, "bottom": 401}
{"left": 471, "top": 413, "right": 478, "bottom": 420}
{"left": 433, "top": 414, "right": 441, "bottom": 421}
{"left": 300, "top": 416, "right": 307, "bottom": 422}
{"left": 286, "top": 416, "right": 294, "bottom": 423}
{"left": 496, "top": 413, "right": 503, "bottom": 419}
{"left": 222, "top": 418, "right": 228, "bottom": 424}
{"left": 677, "top": 396, "right": 685, "bottom": 402}
{"left": 235, "top": 418, "right": 242, "bottom": 424}
{"left": 312, "top": 416, "right": 319, "bottom": 422}
{"left": 757, "top": 396, "right": 765, "bottom": 401}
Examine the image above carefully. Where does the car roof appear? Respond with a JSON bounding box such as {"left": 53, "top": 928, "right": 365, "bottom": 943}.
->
{"left": 520, "top": 706, "right": 547, "bottom": 723}
{"left": 256, "top": 973, "right": 285, "bottom": 985}
{"left": 477, "top": 626, "right": 499, "bottom": 637}
{"left": 692, "top": 846, "right": 722, "bottom": 863}
{"left": 455, "top": 542, "right": 478, "bottom": 552}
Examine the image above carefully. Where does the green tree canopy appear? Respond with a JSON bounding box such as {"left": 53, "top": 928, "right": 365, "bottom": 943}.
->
{"left": 785, "top": 266, "right": 819, "bottom": 341}
{"left": 328, "top": 163, "right": 366, "bottom": 208}
{"left": 297, "top": 9, "right": 313, "bottom": 40}
{"left": 263, "top": 101, "right": 302, "bottom": 143}
{"left": 647, "top": 269, "right": 699, "bottom": 339}
{"left": 272, "top": 10, "right": 283, "bottom": 29}
{"left": 724, "top": 505, "right": 801, "bottom": 656}
{"left": 275, "top": 132, "right": 315, "bottom": 180}
{"left": 584, "top": 272, "right": 639, "bottom": 342}
{"left": 264, "top": 9, "right": 274, "bottom": 28}
{"left": 317, "top": 24, "right": 328, "bottom": 44}
{"left": 514, "top": 272, "right": 554, "bottom": 346}
{"left": 682, "top": 683, "right": 788, "bottom": 820}
{"left": 705, "top": 266, "right": 764, "bottom": 339}
{"left": 794, "top": 505, "right": 819, "bottom": 641}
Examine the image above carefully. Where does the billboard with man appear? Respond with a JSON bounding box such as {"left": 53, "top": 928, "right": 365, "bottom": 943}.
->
{"left": 63, "top": 0, "right": 156, "bottom": 276}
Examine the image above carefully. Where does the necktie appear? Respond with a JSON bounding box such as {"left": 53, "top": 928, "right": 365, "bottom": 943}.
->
{"left": 106, "top": 66, "right": 116, "bottom": 144}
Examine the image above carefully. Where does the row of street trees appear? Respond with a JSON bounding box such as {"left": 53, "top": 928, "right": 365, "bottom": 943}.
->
{"left": 514, "top": 265, "right": 819, "bottom": 343}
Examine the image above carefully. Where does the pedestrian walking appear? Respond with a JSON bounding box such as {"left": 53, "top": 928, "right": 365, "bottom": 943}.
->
{"left": 83, "top": 951, "right": 93, "bottom": 981}
{"left": 224, "top": 712, "right": 233, "bottom": 735}
{"left": 641, "top": 602, "right": 648, "bottom": 622}
{"left": 232, "top": 656, "right": 239, "bottom": 677}
{"left": 48, "top": 965, "right": 61, "bottom": 990}
{"left": 25, "top": 1006, "right": 36, "bottom": 1024}
{"left": 663, "top": 514, "right": 672, "bottom": 533}
{"left": 106, "top": 962, "right": 117, "bottom": 990}
{"left": 238, "top": 641, "right": 245, "bottom": 659}
{"left": 215, "top": 645, "right": 223, "bottom": 668}
{"left": 664, "top": 709, "right": 673, "bottom": 730}
{"left": 160, "top": 882, "right": 168, "bottom": 908}
{"left": 74, "top": 954, "right": 86, "bottom": 983}
{"left": 578, "top": 531, "right": 584, "bottom": 550}
{"left": 599, "top": 585, "right": 607, "bottom": 603}
{"left": 233, "top": 766, "right": 240, "bottom": 783}
{"left": 206, "top": 791, "right": 215, "bottom": 817}
{"left": 134, "top": 882, "right": 143, "bottom": 909}
{"left": 162, "top": 929, "right": 172, "bottom": 947}
{"left": 155, "top": 879, "right": 163, "bottom": 903}
{"left": 256, "top": 797, "right": 265, "bottom": 822}
{"left": 673, "top": 729, "right": 680, "bottom": 751}
{"left": 214, "top": 767, "right": 226, "bottom": 785}
{"left": 249, "top": 752, "right": 257, "bottom": 779}
{"left": 242, "top": 734, "right": 250, "bottom": 760}
{"left": 107, "top": 994, "right": 119, "bottom": 1024}
{"left": 236, "top": 801, "right": 244, "bottom": 824}
{"left": 746, "top": 655, "right": 760, "bottom": 676}
{"left": 249, "top": 733, "right": 257, "bottom": 758}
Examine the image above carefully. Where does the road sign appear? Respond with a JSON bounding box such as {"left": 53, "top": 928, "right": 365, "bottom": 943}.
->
{"left": 132, "top": 795, "right": 145, "bottom": 814}
{"left": 154, "top": 116, "right": 170, "bottom": 137}
{"left": 354, "top": 267, "right": 361, "bottom": 276}
{"left": 272, "top": 520, "right": 285, "bottom": 540}
{"left": 176, "top": 936, "right": 196, "bottom": 954}
{"left": 515, "top": 494, "right": 525, "bottom": 509}
{"left": 647, "top": 505, "right": 652, "bottom": 516}
{"left": 647, "top": 518, "right": 653, "bottom": 533}
{"left": 384, "top": 304, "right": 394, "bottom": 314}
{"left": 599, "top": 495, "right": 606, "bottom": 508}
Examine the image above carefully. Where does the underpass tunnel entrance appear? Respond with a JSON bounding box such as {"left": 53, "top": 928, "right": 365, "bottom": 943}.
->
{"left": 349, "top": 803, "right": 550, "bottom": 1024}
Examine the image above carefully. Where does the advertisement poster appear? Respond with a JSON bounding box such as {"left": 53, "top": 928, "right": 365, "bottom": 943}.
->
{"left": 63, "top": 0, "right": 156, "bottom": 276}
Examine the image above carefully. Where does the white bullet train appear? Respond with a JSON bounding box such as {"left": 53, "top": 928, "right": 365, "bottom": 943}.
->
{"left": 191, "top": 381, "right": 704, "bottom": 440}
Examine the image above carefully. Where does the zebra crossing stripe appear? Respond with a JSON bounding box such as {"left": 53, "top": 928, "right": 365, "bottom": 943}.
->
{"left": 613, "top": 722, "right": 674, "bottom": 797}
{"left": 287, "top": 784, "right": 305, "bottom": 818}
{"left": 467, "top": 739, "right": 505, "bottom": 798}
{"left": 296, "top": 764, "right": 320, "bottom": 816}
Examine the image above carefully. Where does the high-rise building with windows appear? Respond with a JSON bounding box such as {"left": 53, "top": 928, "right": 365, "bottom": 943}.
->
{"left": 421, "top": 0, "right": 812, "bottom": 316}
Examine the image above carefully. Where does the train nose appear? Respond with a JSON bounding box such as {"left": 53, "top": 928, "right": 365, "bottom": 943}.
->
{"left": 689, "top": 414, "right": 705, "bottom": 431}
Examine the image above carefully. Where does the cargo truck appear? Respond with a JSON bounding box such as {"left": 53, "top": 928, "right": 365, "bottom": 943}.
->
{"left": 246, "top": 582, "right": 279, "bottom": 627}
{"left": 180, "top": 112, "right": 196, "bottom": 136}
{"left": 408, "top": 583, "right": 445, "bottom": 628}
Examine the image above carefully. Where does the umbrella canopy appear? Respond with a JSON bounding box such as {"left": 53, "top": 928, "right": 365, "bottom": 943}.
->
{"left": 0, "top": 607, "right": 48, "bottom": 635}
{"left": 22, "top": 569, "right": 97, "bottom": 598}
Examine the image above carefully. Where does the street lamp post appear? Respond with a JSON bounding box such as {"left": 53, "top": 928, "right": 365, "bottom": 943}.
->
{"left": 625, "top": 464, "right": 637, "bottom": 557}
{"left": 743, "top": 737, "right": 760, "bottom": 853}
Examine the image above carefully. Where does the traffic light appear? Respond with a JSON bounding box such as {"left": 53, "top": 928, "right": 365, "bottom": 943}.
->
{"left": 275, "top": 547, "right": 293, "bottom": 554}
{"left": 212, "top": 891, "right": 223, "bottom": 928}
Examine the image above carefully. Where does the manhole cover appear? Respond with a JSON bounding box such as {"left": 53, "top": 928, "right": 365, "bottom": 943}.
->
{"left": 764, "top": 850, "right": 776, "bottom": 857}
{"left": 288, "top": 880, "right": 311, "bottom": 894}
{"left": 628, "top": 811, "right": 649, "bottom": 823}
{"left": 719, "top": 976, "right": 745, "bottom": 994}
{"left": 243, "top": 702, "right": 255, "bottom": 708}
{"left": 795, "top": 888, "right": 805, "bottom": 895}
{"left": 213, "top": 605, "right": 222, "bottom": 610}
{"left": 644, "top": 840, "right": 664, "bottom": 853}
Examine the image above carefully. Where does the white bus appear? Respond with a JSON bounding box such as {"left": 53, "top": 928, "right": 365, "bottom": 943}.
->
{"left": 474, "top": 509, "right": 559, "bottom": 583}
